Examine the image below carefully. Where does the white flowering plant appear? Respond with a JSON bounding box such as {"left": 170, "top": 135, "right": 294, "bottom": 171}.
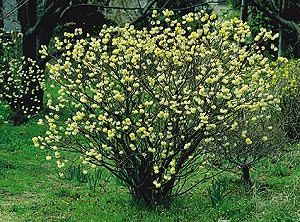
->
{"left": 0, "top": 29, "right": 45, "bottom": 125}
{"left": 0, "top": 30, "right": 22, "bottom": 105}
{"left": 33, "top": 11, "right": 281, "bottom": 205}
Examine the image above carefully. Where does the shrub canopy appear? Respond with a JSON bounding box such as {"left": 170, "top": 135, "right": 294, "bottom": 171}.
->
{"left": 33, "top": 11, "right": 280, "bottom": 205}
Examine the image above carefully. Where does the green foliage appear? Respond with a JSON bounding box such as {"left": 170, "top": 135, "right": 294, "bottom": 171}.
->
{"left": 274, "top": 59, "right": 300, "bottom": 141}
{"left": 269, "top": 164, "right": 290, "bottom": 177}
{"left": 209, "top": 177, "right": 230, "bottom": 208}
{"left": 63, "top": 164, "right": 106, "bottom": 191}
{"left": 55, "top": 187, "right": 73, "bottom": 198}
{"left": 64, "top": 165, "right": 89, "bottom": 183}
{"left": 260, "top": 142, "right": 300, "bottom": 178}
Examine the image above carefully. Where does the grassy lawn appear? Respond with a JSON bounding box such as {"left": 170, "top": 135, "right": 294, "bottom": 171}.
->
{"left": 0, "top": 111, "right": 300, "bottom": 221}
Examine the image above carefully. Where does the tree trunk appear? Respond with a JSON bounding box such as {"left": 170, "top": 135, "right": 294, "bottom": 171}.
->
{"left": 0, "top": 0, "right": 3, "bottom": 29}
{"left": 278, "top": 0, "right": 285, "bottom": 57}
{"left": 241, "top": 166, "right": 251, "bottom": 185}
{"left": 278, "top": 24, "right": 284, "bottom": 57}
{"left": 7, "top": 32, "right": 43, "bottom": 124}
{"left": 21, "top": 33, "right": 43, "bottom": 113}
{"left": 10, "top": 0, "right": 57, "bottom": 124}
{"left": 292, "top": 39, "right": 299, "bottom": 58}
{"left": 132, "top": 178, "right": 175, "bottom": 206}
{"left": 128, "top": 158, "right": 175, "bottom": 206}
{"left": 240, "top": 0, "right": 249, "bottom": 22}
{"left": 0, "top": 0, "right": 3, "bottom": 58}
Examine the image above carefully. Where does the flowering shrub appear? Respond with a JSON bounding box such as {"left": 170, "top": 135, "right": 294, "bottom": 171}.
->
{"left": 0, "top": 29, "right": 45, "bottom": 125}
{"left": 208, "top": 109, "right": 287, "bottom": 184}
{"left": 0, "top": 30, "right": 21, "bottom": 103}
{"left": 33, "top": 11, "right": 280, "bottom": 205}
{"left": 273, "top": 59, "right": 300, "bottom": 141}
{"left": 0, "top": 30, "right": 22, "bottom": 123}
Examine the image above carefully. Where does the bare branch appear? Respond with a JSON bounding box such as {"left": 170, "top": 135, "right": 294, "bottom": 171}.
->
{"left": 135, "top": 0, "right": 143, "bottom": 13}
{"left": 59, "top": 1, "right": 73, "bottom": 19}
{"left": 252, "top": 0, "right": 300, "bottom": 39}
{"left": 60, "top": 3, "right": 147, "bottom": 12}
{"left": 0, "top": 0, "right": 29, "bottom": 21}
{"left": 25, "top": 1, "right": 58, "bottom": 36}
{"left": 130, "top": 0, "right": 157, "bottom": 26}
{"left": 290, "top": 0, "right": 300, "bottom": 10}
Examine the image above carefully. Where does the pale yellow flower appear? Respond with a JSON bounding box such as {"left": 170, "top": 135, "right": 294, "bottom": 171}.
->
{"left": 245, "top": 138, "right": 252, "bottom": 145}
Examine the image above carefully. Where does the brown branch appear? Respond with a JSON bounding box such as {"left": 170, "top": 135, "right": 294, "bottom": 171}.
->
{"left": 22, "top": 0, "right": 219, "bottom": 37}
{"left": 60, "top": 3, "right": 147, "bottom": 12}
{"left": 290, "top": 0, "right": 300, "bottom": 10}
{"left": 252, "top": 0, "right": 300, "bottom": 39}
{"left": 130, "top": 0, "right": 157, "bottom": 25}
{"left": 25, "top": 1, "right": 58, "bottom": 36}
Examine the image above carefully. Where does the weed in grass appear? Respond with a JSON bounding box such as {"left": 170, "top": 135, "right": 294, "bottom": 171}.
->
{"left": 64, "top": 165, "right": 88, "bottom": 183}
{"left": 9, "top": 204, "right": 26, "bottom": 214}
{"left": 114, "top": 171, "right": 130, "bottom": 189}
{"left": 63, "top": 164, "right": 107, "bottom": 192}
{"left": 0, "top": 160, "right": 16, "bottom": 179}
{"left": 209, "top": 176, "right": 230, "bottom": 208}
{"left": 270, "top": 164, "right": 291, "bottom": 177}
{"left": 258, "top": 208, "right": 294, "bottom": 222}
{"left": 55, "top": 187, "right": 72, "bottom": 198}
{"left": 86, "top": 168, "right": 106, "bottom": 191}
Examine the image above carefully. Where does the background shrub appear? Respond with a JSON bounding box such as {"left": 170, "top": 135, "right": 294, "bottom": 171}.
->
{"left": 208, "top": 108, "right": 287, "bottom": 184}
{"left": 274, "top": 59, "right": 300, "bottom": 141}
{"left": 0, "top": 29, "right": 45, "bottom": 124}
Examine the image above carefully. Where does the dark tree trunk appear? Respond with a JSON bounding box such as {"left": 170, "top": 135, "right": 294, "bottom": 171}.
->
{"left": 278, "top": 0, "right": 285, "bottom": 57}
{"left": 9, "top": 1, "right": 40, "bottom": 124}
{"left": 0, "top": 0, "right": 3, "bottom": 59}
{"left": 0, "top": 0, "right": 3, "bottom": 29}
{"left": 240, "top": 0, "right": 249, "bottom": 22}
{"left": 10, "top": 0, "right": 58, "bottom": 124}
{"left": 241, "top": 166, "right": 251, "bottom": 185}
{"left": 131, "top": 159, "right": 160, "bottom": 206}
{"left": 278, "top": 24, "right": 284, "bottom": 57}
{"left": 132, "top": 177, "right": 175, "bottom": 206}
{"left": 19, "top": 33, "right": 44, "bottom": 114}
{"left": 8, "top": 32, "right": 44, "bottom": 124}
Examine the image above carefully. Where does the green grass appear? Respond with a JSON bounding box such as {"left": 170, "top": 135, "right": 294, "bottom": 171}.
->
{"left": 0, "top": 114, "right": 300, "bottom": 221}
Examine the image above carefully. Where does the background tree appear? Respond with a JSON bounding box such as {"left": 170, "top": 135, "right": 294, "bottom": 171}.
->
{"left": 0, "top": 0, "right": 3, "bottom": 29}
{"left": 252, "top": 0, "right": 300, "bottom": 58}
{"left": 227, "top": 0, "right": 300, "bottom": 58}
{"left": 210, "top": 110, "right": 287, "bottom": 184}
{"left": 156, "top": 0, "right": 210, "bottom": 15}
{"left": 0, "top": 0, "right": 3, "bottom": 58}
{"left": 240, "top": 0, "right": 249, "bottom": 22}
